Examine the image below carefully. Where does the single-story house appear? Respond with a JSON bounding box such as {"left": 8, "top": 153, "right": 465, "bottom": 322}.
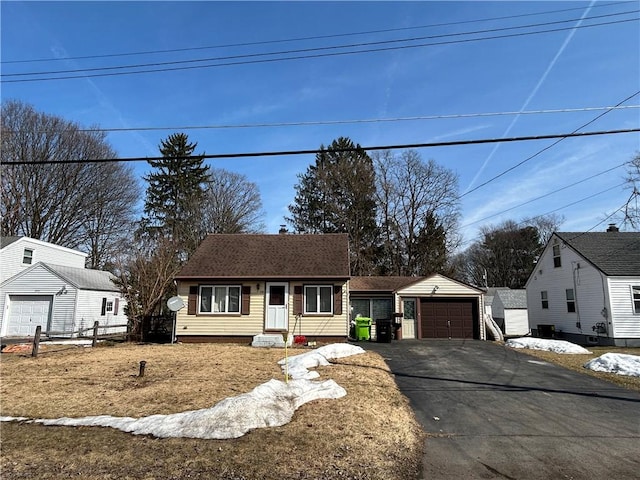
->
{"left": 0, "top": 262, "right": 127, "bottom": 337}
{"left": 174, "top": 233, "right": 351, "bottom": 345}
{"left": 491, "top": 288, "right": 529, "bottom": 337}
{"left": 350, "top": 274, "right": 486, "bottom": 340}
{"left": 525, "top": 225, "right": 640, "bottom": 346}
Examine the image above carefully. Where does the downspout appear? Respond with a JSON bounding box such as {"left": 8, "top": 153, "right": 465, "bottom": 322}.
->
{"left": 572, "top": 262, "right": 582, "bottom": 333}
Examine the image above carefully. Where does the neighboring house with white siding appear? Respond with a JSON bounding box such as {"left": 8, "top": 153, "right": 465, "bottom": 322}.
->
{"left": 0, "top": 236, "right": 87, "bottom": 283}
{"left": 525, "top": 226, "right": 640, "bottom": 347}
{"left": 0, "top": 236, "right": 127, "bottom": 337}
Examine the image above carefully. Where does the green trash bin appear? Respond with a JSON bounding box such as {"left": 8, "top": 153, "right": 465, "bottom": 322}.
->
{"left": 355, "top": 317, "right": 372, "bottom": 341}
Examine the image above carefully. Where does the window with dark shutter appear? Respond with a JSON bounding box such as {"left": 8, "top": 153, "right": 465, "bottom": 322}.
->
{"left": 101, "top": 298, "right": 107, "bottom": 316}
{"left": 188, "top": 286, "right": 198, "bottom": 315}
{"left": 114, "top": 298, "right": 119, "bottom": 315}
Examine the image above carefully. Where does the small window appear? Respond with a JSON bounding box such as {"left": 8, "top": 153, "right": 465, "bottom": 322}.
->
{"left": 552, "top": 244, "right": 561, "bottom": 268}
{"left": 632, "top": 286, "right": 640, "bottom": 314}
{"left": 566, "top": 289, "right": 576, "bottom": 313}
{"left": 541, "top": 291, "right": 549, "bottom": 309}
{"left": 106, "top": 301, "right": 114, "bottom": 313}
{"left": 199, "top": 285, "right": 240, "bottom": 313}
{"left": 23, "top": 248, "right": 33, "bottom": 265}
{"left": 305, "top": 285, "right": 333, "bottom": 314}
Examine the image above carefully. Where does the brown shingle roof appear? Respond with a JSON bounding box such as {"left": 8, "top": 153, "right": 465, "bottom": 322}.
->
{"left": 176, "top": 233, "right": 350, "bottom": 279}
{"left": 349, "top": 276, "right": 423, "bottom": 292}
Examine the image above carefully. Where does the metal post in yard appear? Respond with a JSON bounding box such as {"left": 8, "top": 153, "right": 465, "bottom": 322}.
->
{"left": 92, "top": 321, "right": 99, "bottom": 347}
{"left": 31, "top": 325, "right": 42, "bottom": 357}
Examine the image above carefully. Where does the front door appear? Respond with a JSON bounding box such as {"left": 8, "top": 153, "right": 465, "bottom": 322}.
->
{"left": 265, "top": 282, "right": 288, "bottom": 331}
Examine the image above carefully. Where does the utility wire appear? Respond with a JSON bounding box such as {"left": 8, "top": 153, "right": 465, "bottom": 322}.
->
{"left": 460, "top": 163, "right": 628, "bottom": 228}
{"left": 9, "top": 105, "right": 637, "bottom": 134}
{"left": 3, "top": 1, "right": 630, "bottom": 64}
{"left": 460, "top": 91, "right": 640, "bottom": 198}
{"left": 4, "top": 17, "right": 637, "bottom": 83}
{"left": 5, "top": 9, "right": 636, "bottom": 78}
{"left": 3, "top": 128, "right": 638, "bottom": 165}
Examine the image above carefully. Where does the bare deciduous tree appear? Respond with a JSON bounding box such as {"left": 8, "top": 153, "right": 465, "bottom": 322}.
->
{"left": 1, "top": 100, "right": 140, "bottom": 268}
{"left": 374, "top": 149, "right": 460, "bottom": 275}
{"left": 202, "top": 168, "right": 265, "bottom": 233}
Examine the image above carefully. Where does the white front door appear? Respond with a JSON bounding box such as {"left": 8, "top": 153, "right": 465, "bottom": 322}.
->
{"left": 265, "top": 282, "right": 288, "bottom": 331}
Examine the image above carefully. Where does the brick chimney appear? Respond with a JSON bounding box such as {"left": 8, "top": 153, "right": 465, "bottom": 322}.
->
{"left": 606, "top": 223, "right": 619, "bottom": 232}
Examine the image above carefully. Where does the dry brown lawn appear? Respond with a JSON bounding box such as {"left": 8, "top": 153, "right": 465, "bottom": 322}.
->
{"left": 513, "top": 345, "right": 640, "bottom": 392}
{"left": 0, "top": 342, "right": 424, "bottom": 480}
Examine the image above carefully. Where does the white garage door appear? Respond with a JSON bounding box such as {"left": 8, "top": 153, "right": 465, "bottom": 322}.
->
{"left": 7, "top": 295, "right": 53, "bottom": 336}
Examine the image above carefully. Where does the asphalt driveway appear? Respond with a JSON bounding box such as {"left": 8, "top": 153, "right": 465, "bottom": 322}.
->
{"left": 364, "top": 339, "right": 640, "bottom": 480}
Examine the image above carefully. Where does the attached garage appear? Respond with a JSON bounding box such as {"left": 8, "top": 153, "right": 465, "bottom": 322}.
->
{"left": 420, "top": 298, "right": 479, "bottom": 339}
{"left": 6, "top": 295, "right": 53, "bottom": 336}
{"left": 350, "top": 274, "right": 486, "bottom": 341}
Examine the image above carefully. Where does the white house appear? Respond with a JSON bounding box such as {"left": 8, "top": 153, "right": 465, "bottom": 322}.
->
{"left": 0, "top": 236, "right": 87, "bottom": 283}
{"left": 525, "top": 226, "right": 640, "bottom": 347}
{"left": 0, "top": 236, "right": 127, "bottom": 338}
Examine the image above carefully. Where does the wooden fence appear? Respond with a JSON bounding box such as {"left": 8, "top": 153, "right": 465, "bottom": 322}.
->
{"left": 30, "top": 321, "right": 129, "bottom": 357}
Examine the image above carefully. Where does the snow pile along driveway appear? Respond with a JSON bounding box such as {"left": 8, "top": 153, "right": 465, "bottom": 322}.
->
{"left": 584, "top": 353, "right": 640, "bottom": 377}
{"left": 0, "top": 343, "right": 366, "bottom": 439}
{"left": 506, "top": 337, "right": 591, "bottom": 354}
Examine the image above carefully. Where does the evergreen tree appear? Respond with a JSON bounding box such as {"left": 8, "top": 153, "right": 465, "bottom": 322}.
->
{"left": 288, "top": 137, "right": 379, "bottom": 275}
{"left": 140, "top": 133, "right": 209, "bottom": 256}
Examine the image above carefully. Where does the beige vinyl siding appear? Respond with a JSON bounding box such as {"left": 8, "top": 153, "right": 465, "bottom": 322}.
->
{"left": 397, "top": 274, "right": 481, "bottom": 297}
{"left": 176, "top": 282, "right": 265, "bottom": 336}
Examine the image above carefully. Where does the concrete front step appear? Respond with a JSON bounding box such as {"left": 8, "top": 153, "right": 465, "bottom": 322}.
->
{"left": 251, "top": 333, "right": 293, "bottom": 348}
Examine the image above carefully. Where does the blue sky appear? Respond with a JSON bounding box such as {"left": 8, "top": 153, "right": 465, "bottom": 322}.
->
{"left": 2, "top": 1, "right": 639, "bottom": 247}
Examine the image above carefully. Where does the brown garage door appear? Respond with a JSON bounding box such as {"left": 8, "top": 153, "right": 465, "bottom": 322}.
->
{"left": 420, "top": 299, "right": 476, "bottom": 339}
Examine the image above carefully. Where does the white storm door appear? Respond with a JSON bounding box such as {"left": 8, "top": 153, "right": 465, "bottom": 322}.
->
{"left": 265, "top": 282, "right": 288, "bottom": 331}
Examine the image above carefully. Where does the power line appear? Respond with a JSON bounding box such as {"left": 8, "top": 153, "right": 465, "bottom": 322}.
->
{"left": 6, "top": 9, "right": 636, "bottom": 78}
{"left": 4, "top": 17, "right": 637, "bottom": 83}
{"left": 460, "top": 163, "right": 628, "bottom": 228}
{"left": 3, "top": 128, "right": 638, "bottom": 165}
{"left": 8, "top": 105, "right": 637, "bottom": 134}
{"left": 461, "top": 91, "right": 640, "bottom": 198}
{"left": 3, "top": 1, "right": 630, "bottom": 64}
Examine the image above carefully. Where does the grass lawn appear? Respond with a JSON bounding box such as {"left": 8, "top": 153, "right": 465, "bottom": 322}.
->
{"left": 512, "top": 345, "right": 640, "bottom": 392}
{"left": 0, "top": 342, "right": 424, "bottom": 480}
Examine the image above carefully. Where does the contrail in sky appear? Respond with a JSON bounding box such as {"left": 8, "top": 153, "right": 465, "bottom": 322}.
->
{"left": 463, "top": 0, "right": 596, "bottom": 193}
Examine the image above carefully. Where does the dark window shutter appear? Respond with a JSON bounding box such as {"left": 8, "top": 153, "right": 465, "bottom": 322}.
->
{"left": 188, "top": 286, "right": 198, "bottom": 315}
{"left": 101, "top": 298, "right": 107, "bottom": 316}
{"left": 114, "top": 298, "right": 119, "bottom": 315}
{"left": 333, "top": 285, "right": 342, "bottom": 315}
{"left": 241, "top": 286, "right": 251, "bottom": 315}
{"left": 294, "top": 286, "right": 303, "bottom": 315}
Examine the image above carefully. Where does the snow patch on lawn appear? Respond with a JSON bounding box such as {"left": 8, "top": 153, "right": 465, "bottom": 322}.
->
{"left": 1, "top": 343, "right": 366, "bottom": 439}
{"left": 506, "top": 337, "right": 591, "bottom": 354}
{"left": 584, "top": 353, "right": 640, "bottom": 377}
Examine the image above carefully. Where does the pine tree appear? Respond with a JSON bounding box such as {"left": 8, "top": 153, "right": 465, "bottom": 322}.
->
{"left": 288, "top": 137, "right": 379, "bottom": 275}
{"left": 140, "top": 133, "right": 210, "bottom": 256}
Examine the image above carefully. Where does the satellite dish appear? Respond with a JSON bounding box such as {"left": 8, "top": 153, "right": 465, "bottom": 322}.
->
{"left": 167, "top": 296, "right": 185, "bottom": 312}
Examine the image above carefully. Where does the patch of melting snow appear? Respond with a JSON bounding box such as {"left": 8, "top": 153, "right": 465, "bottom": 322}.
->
{"left": 1, "top": 343, "right": 366, "bottom": 439}
{"left": 584, "top": 353, "right": 640, "bottom": 377}
{"left": 506, "top": 337, "right": 591, "bottom": 354}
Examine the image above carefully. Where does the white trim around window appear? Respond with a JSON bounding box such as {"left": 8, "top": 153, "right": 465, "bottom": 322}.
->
{"left": 199, "top": 285, "right": 241, "bottom": 314}
{"left": 304, "top": 285, "right": 333, "bottom": 314}
{"left": 632, "top": 286, "right": 640, "bottom": 314}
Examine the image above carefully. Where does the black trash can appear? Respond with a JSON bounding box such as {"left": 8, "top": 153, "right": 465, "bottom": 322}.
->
{"left": 376, "top": 318, "right": 393, "bottom": 343}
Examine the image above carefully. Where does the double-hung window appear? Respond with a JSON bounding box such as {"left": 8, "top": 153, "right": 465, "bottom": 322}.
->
{"left": 199, "top": 285, "right": 240, "bottom": 314}
{"left": 552, "top": 244, "right": 561, "bottom": 268}
{"left": 541, "top": 291, "right": 549, "bottom": 309}
{"left": 23, "top": 248, "right": 33, "bottom": 265}
{"left": 305, "top": 285, "right": 333, "bottom": 314}
{"left": 566, "top": 289, "right": 576, "bottom": 313}
{"left": 632, "top": 286, "right": 640, "bottom": 314}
